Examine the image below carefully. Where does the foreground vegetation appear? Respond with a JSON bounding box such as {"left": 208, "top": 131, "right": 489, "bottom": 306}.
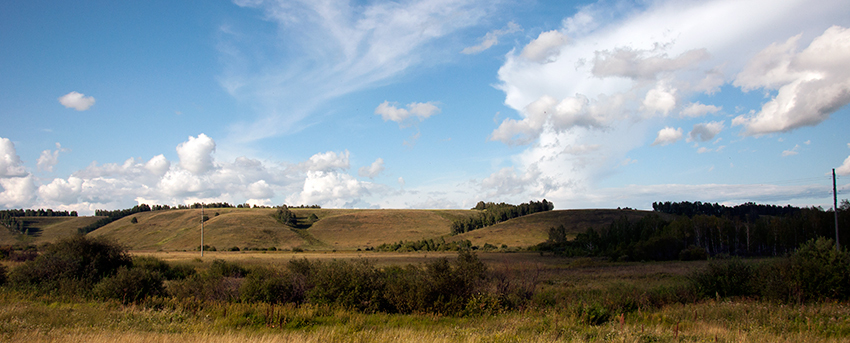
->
{"left": 1, "top": 235, "right": 849, "bottom": 341}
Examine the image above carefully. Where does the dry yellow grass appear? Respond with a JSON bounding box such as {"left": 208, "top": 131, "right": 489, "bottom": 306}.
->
{"left": 306, "top": 209, "right": 473, "bottom": 249}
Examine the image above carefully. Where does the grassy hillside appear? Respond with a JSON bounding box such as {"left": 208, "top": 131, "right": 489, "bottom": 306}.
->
{"left": 449, "top": 209, "right": 669, "bottom": 248}
{"left": 305, "top": 209, "right": 477, "bottom": 250}
{"left": 0, "top": 216, "right": 103, "bottom": 246}
{"left": 5, "top": 208, "right": 670, "bottom": 251}
{"left": 89, "top": 208, "right": 309, "bottom": 251}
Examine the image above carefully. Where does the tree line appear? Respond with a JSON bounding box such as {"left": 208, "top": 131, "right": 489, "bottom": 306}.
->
{"left": 540, "top": 201, "right": 850, "bottom": 261}
{"left": 451, "top": 200, "right": 554, "bottom": 235}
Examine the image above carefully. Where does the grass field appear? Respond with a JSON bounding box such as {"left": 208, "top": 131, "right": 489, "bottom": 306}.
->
{"left": 0, "top": 216, "right": 103, "bottom": 246}
{"left": 2, "top": 252, "right": 848, "bottom": 342}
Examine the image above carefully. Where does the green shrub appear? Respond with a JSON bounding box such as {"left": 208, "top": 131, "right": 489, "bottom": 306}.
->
{"left": 576, "top": 302, "right": 611, "bottom": 325}
{"left": 679, "top": 245, "right": 708, "bottom": 261}
{"left": 9, "top": 235, "right": 130, "bottom": 294}
{"left": 240, "top": 267, "right": 306, "bottom": 304}
{"left": 168, "top": 274, "right": 242, "bottom": 302}
{"left": 94, "top": 266, "right": 165, "bottom": 304}
{"left": 689, "top": 258, "right": 755, "bottom": 298}
{"left": 132, "top": 256, "right": 195, "bottom": 280}
{"left": 786, "top": 238, "right": 850, "bottom": 301}
{"left": 207, "top": 259, "right": 247, "bottom": 278}
{"left": 306, "top": 259, "right": 388, "bottom": 312}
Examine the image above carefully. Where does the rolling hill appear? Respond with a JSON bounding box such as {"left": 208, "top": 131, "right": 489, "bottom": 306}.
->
{"left": 3, "top": 208, "right": 669, "bottom": 251}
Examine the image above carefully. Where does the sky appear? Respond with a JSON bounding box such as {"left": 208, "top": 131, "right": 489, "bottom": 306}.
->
{"left": 1, "top": 0, "right": 850, "bottom": 215}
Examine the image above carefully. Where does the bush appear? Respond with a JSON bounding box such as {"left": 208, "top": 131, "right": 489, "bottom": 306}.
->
{"left": 207, "top": 259, "right": 247, "bottom": 278}
{"left": 689, "top": 258, "right": 755, "bottom": 298}
{"left": 9, "top": 235, "right": 130, "bottom": 294}
{"left": 786, "top": 238, "right": 850, "bottom": 301}
{"left": 240, "top": 267, "right": 307, "bottom": 304}
{"left": 0, "top": 264, "right": 7, "bottom": 286}
{"left": 679, "top": 245, "right": 708, "bottom": 261}
{"left": 94, "top": 266, "right": 165, "bottom": 304}
{"left": 132, "top": 256, "right": 195, "bottom": 280}
{"left": 306, "top": 259, "right": 388, "bottom": 312}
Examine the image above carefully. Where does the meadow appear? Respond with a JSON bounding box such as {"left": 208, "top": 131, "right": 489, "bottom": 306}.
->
{"left": 1, "top": 207, "right": 849, "bottom": 342}
{"left": 2, "top": 248, "right": 849, "bottom": 342}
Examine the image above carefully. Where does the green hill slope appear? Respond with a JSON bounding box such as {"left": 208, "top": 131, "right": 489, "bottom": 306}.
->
{"left": 0, "top": 216, "right": 104, "bottom": 246}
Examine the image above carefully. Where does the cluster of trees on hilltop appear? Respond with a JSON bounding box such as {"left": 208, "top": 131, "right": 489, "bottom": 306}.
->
{"left": 540, "top": 201, "right": 850, "bottom": 261}
{"left": 451, "top": 200, "right": 554, "bottom": 235}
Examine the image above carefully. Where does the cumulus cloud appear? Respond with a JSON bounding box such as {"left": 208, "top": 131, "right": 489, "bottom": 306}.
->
{"left": 0, "top": 175, "right": 36, "bottom": 208}
{"left": 302, "top": 150, "right": 350, "bottom": 172}
{"left": 652, "top": 127, "right": 683, "bottom": 146}
{"left": 733, "top": 26, "right": 850, "bottom": 135}
{"left": 375, "top": 101, "right": 440, "bottom": 126}
{"left": 461, "top": 21, "right": 520, "bottom": 54}
{"left": 688, "top": 121, "right": 724, "bottom": 142}
{"left": 838, "top": 155, "right": 850, "bottom": 175}
{"left": 681, "top": 102, "right": 722, "bottom": 117}
{"left": 176, "top": 134, "right": 216, "bottom": 174}
{"left": 144, "top": 154, "right": 170, "bottom": 177}
{"left": 37, "top": 143, "right": 67, "bottom": 172}
{"left": 641, "top": 81, "right": 677, "bottom": 115}
{"left": 520, "top": 30, "right": 569, "bottom": 63}
{"left": 0, "top": 137, "right": 27, "bottom": 177}
{"left": 245, "top": 180, "right": 274, "bottom": 199}
{"left": 38, "top": 177, "right": 83, "bottom": 204}
{"left": 289, "top": 171, "right": 369, "bottom": 208}
{"left": 58, "top": 91, "right": 96, "bottom": 111}
{"left": 489, "top": 94, "right": 618, "bottom": 144}
{"left": 358, "top": 158, "right": 385, "bottom": 178}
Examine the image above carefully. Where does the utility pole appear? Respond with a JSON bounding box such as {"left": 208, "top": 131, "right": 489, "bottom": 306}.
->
{"left": 835, "top": 169, "right": 840, "bottom": 250}
{"left": 201, "top": 203, "right": 205, "bottom": 257}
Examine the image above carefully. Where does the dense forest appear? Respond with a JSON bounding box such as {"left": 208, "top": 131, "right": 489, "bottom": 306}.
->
{"left": 540, "top": 200, "right": 850, "bottom": 260}
{"left": 451, "top": 200, "right": 554, "bottom": 235}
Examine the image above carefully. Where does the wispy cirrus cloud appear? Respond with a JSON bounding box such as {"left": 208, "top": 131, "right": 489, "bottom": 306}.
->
{"left": 221, "top": 0, "right": 494, "bottom": 142}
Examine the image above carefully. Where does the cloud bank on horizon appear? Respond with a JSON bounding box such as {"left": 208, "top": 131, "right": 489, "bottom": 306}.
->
{"left": 1, "top": 0, "right": 849, "bottom": 214}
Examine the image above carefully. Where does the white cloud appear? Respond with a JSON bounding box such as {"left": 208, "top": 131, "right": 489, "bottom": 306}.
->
{"left": 58, "top": 91, "right": 95, "bottom": 111}
{"left": 245, "top": 180, "right": 274, "bottom": 199}
{"left": 781, "top": 144, "right": 800, "bottom": 157}
{"left": 302, "top": 150, "right": 350, "bottom": 172}
{"left": 0, "top": 175, "right": 36, "bottom": 208}
{"left": 641, "top": 81, "right": 677, "bottom": 115}
{"left": 358, "top": 158, "right": 385, "bottom": 178}
{"left": 688, "top": 121, "right": 724, "bottom": 142}
{"left": 591, "top": 47, "right": 709, "bottom": 80}
{"left": 681, "top": 102, "right": 722, "bottom": 117}
{"left": 144, "top": 154, "right": 171, "bottom": 176}
{"left": 176, "top": 134, "right": 216, "bottom": 174}
{"left": 375, "top": 101, "right": 440, "bottom": 126}
{"left": 37, "top": 143, "right": 67, "bottom": 172}
{"left": 836, "top": 155, "right": 850, "bottom": 175}
{"left": 38, "top": 177, "right": 83, "bottom": 204}
{"left": 652, "top": 127, "right": 683, "bottom": 146}
{"left": 289, "top": 170, "right": 370, "bottom": 208}
{"left": 0, "top": 137, "right": 27, "bottom": 177}
{"left": 733, "top": 26, "right": 850, "bottom": 135}
{"left": 520, "top": 30, "right": 569, "bottom": 63}
{"left": 461, "top": 21, "right": 520, "bottom": 54}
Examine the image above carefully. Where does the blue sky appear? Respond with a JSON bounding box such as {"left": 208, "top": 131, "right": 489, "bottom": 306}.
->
{"left": 2, "top": 0, "right": 850, "bottom": 215}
